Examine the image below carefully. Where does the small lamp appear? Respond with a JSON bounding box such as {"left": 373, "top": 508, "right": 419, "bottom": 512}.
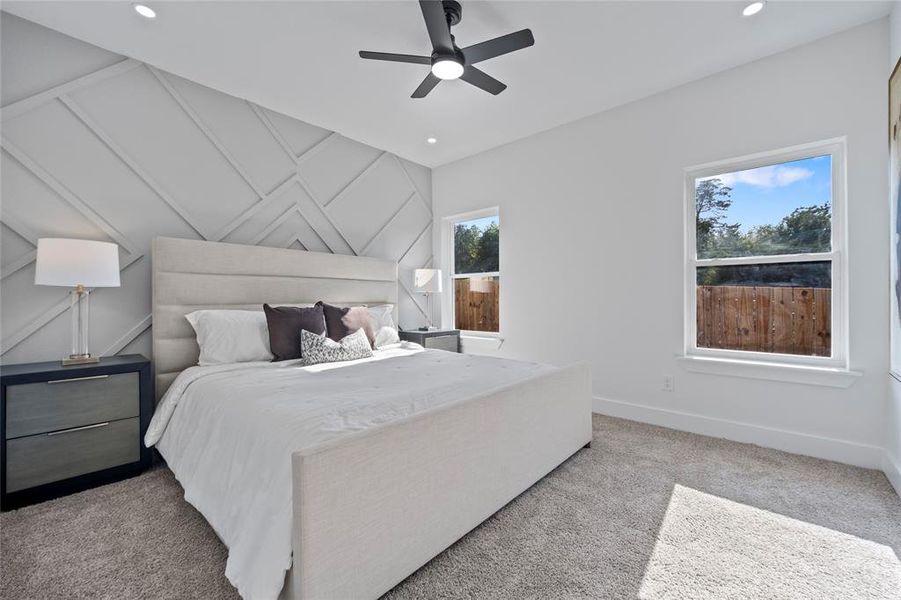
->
{"left": 34, "top": 238, "right": 120, "bottom": 365}
{"left": 413, "top": 268, "right": 442, "bottom": 331}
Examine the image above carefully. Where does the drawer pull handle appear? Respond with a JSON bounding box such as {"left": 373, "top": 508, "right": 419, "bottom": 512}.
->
{"left": 47, "top": 375, "right": 109, "bottom": 384}
{"left": 47, "top": 422, "right": 110, "bottom": 436}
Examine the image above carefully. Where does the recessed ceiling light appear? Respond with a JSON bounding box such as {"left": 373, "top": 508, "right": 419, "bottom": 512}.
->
{"left": 133, "top": 4, "right": 156, "bottom": 18}
{"left": 742, "top": 1, "right": 765, "bottom": 17}
{"left": 426, "top": 137, "right": 437, "bottom": 144}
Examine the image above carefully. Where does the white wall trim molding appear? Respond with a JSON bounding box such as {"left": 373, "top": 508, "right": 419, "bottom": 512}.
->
{"left": 1, "top": 137, "right": 139, "bottom": 256}
{"left": 0, "top": 58, "right": 141, "bottom": 121}
{"left": 322, "top": 151, "right": 388, "bottom": 209}
{"left": 399, "top": 277, "right": 430, "bottom": 321}
{"left": 296, "top": 131, "right": 339, "bottom": 164}
{"left": 592, "top": 396, "right": 883, "bottom": 470}
{"left": 0, "top": 212, "right": 39, "bottom": 280}
{"left": 399, "top": 221, "right": 433, "bottom": 265}
{"left": 360, "top": 190, "right": 418, "bottom": 255}
{"left": 393, "top": 154, "right": 433, "bottom": 216}
{"left": 882, "top": 450, "right": 901, "bottom": 498}
{"left": 102, "top": 314, "right": 152, "bottom": 356}
{"left": 0, "top": 14, "right": 433, "bottom": 364}
{"left": 212, "top": 173, "right": 299, "bottom": 242}
{"left": 58, "top": 94, "right": 209, "bottom": 240}
{"left": 293, "top": 174, "right": 359, "bottom": 255}
{"left": 147, "top": 65, "right": 265, "bottom": 198}
{"left": 247, "top": 101, "right": 298, "bottom": 165}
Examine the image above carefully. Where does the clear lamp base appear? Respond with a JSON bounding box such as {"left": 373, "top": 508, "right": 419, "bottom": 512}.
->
{"left": 62, "top": 354, "right": 99, "bottom": 366}
{"left": 65, "top": 285, "right": 96, "bottom": 366}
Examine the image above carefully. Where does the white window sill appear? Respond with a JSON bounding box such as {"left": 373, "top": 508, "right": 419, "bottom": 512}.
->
{"left": 677, "top": 356, "right": 861, "bottom": 388}
{"left": 459, "top": 334, "right": 504, "bottom": 352}
{"left": 460, "top": 331, "right": 500, "bottom": 339}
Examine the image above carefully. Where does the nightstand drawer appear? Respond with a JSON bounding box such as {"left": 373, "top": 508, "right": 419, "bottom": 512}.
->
{"left": 424, "top": 335, "right": 459, "bottom": 352}
{"left": 5, "top": 372, "right": 139, "bottom": 439}
{"left": 6, "top": 418, "right": 140, "bottom": 492}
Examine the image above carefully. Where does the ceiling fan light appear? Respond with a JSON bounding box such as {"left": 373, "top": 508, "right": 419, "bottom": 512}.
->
{"left": 431, "top": 58, "right": 464, "bottom": 80}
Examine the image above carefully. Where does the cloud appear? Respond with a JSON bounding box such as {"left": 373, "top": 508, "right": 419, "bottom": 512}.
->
{"left": 703, "top": 165, "right": 814, "bottom": 189}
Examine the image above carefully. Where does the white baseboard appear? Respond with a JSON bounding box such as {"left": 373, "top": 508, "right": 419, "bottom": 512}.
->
{"left": 882, "top": 450, "right": 901, "bottom": 498}
{"left": 593, "top": 396, "right": 883, "bottom": 470}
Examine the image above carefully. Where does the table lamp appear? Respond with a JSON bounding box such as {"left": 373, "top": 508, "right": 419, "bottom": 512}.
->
{"left": 34, "top": 238, "right": 120, "bottom": 365}
{"left": 413, "top": 268, "right": 442, "bottom": 331}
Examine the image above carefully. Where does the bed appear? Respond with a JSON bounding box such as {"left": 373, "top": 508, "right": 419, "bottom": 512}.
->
{"left": 148, "top": 236, "right": 592, "bottom": 600}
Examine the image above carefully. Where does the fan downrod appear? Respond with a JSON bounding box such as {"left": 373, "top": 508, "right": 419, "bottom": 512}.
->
{"left": 443, "top": 0, "right": 462, "bottom": 27}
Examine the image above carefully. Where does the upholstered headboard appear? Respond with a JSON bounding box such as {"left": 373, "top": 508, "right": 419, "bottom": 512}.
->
{"left": 151, "top": 237, "right": 398, "bottom": 400}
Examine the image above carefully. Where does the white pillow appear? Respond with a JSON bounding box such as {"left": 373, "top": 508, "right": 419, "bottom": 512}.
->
{"left": 185, "top": 310, "right": 273, "bottom": 365}
{"left": 367, "top": 304, "right": 400, "bottom": 348}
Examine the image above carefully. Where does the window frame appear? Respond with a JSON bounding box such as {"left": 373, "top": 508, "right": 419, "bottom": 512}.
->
{"left": 683, "top": 138, "right": 848, "bottom": 369}
{"left": 441, "top": 207, "right": 501, "bottom": 337}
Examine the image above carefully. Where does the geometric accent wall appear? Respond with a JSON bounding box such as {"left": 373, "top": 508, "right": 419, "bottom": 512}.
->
{"left": 0, "top": 14, "right": 433, "bottom": 365}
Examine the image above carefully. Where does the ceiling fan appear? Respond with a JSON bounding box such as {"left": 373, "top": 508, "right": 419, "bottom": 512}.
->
{"left": 359, "top": 0, "right": 534, "bottom": 98}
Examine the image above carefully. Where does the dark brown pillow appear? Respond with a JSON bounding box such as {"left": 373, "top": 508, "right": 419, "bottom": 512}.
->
{"left": 316, "top": 301, "right": 376, "bottom": 348}
{"left": 263, "top": 304, "right": 326, "bottom": 361}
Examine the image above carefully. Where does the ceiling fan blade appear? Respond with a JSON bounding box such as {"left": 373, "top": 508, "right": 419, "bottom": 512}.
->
{"left": 359, "top": 51, "right": 431, "bottom": 65}
{"left": 419, "top": 0, "right": 454, "bottom": 54}
{"left": 461, "top": 29, "right": 534, "bottom": 64}
{"left": 460, "top": 66, "right": 507, "bottom": 95}
{"left": 411, "top": 73, "right": 441, "bottom": 98}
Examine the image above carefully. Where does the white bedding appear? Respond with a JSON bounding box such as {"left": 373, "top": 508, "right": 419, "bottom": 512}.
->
{"left": 146, "top": 343, "right": 555, "bottom": 600}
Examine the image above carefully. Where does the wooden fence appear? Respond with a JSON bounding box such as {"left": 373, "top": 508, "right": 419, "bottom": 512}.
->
{"left": 697, "top": 285, "right": 830, "bottom": 356}
{"left": 454, "top": 277, "right": 499, "bottom": 332}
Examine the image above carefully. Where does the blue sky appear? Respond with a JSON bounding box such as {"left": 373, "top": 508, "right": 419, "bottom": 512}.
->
{"left": 459, "top": 215, "right": 499, "bottom": 231}
{"left": 699, "top": 155, "right": 831, "bottom": 233}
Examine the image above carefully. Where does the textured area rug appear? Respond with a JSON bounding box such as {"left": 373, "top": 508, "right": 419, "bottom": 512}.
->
{"left": 2, "top": 415, "right": 899, "bottom": 600}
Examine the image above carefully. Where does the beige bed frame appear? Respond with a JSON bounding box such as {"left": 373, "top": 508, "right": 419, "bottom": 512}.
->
{"left": 151, "top": 236, "right": 592, "bottom": 599}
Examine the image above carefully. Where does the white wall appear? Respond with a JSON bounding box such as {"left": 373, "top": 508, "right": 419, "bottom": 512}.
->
{"left": 0, "top": 13, "right": 435, "bottom": 366}
{"left": 434, "top": 20, "right": 889, "bottom": 469}
{"left": 885, "top": 2, "right": 901, "bottom": 495}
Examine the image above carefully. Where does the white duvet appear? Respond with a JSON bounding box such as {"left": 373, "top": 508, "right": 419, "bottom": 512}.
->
{"left": 146, "top": 343, "right": 554, "bottom": 600}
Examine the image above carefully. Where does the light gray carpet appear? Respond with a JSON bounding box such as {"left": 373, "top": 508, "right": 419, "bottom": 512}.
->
{"left": 2, "top": 415, "right": 899, "bottom": 600}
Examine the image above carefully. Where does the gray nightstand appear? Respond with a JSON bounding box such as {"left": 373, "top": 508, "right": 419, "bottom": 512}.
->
{"left": 399, "top": 329, "right": 461, "bottom": 353}
{"left": 1, "top": 355, "right": 152, "bottom": 510}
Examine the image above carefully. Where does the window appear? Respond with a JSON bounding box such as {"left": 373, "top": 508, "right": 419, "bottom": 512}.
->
{"left": 447, "top": 210, "right": 499, "bottom": 334}
{"left": 684, "top": 140, "right": 846, "bottom": 367}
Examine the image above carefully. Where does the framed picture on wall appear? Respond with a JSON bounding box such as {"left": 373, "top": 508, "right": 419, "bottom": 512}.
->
{"left": 890, "top": 57, "right": 901, "bottom": 379}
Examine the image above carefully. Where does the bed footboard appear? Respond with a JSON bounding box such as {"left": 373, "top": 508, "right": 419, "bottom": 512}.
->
{"left": 282, "top": 362, "right": 592, "bottom": 600}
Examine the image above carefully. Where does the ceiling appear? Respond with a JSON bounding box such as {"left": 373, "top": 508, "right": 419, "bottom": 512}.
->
{"left": 2, "top": 1, "right": 891, "bottom": 167}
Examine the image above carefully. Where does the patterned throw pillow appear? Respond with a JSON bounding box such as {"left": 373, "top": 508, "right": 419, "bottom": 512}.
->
{"left": 301, "top": 328, "right": 373, "bottom": 366}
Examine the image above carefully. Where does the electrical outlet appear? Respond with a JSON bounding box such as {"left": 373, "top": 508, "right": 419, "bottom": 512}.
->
{"left": 662, "top": 375, "right": 675, "bottom": 392}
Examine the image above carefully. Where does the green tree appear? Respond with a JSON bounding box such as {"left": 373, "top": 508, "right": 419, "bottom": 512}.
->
{"left": 473, "top": 222, "right": 499, "bottom": 272}
{"left": 454, "top": 222, "right": 499, "bottom": 273}
{"left": 454, "top": 224, "right": 480, "bottom": 273}
{"left": 769, "top": 204, "right": 831, "bottom": 253}
{"left": 695, "top": 178, "right": 734, "bottom": 257}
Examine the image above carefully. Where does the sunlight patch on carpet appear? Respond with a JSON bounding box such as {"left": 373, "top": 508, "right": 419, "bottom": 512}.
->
{"left": 638, "top": 485, "right": 901, "bottom": 600}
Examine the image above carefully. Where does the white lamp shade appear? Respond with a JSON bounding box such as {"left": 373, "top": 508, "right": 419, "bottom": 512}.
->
{"left": 414, "top": 268, "right": 442, "bottom": 293}
{"left": 34, "top": 238, "right": 121, "bottom": 287}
